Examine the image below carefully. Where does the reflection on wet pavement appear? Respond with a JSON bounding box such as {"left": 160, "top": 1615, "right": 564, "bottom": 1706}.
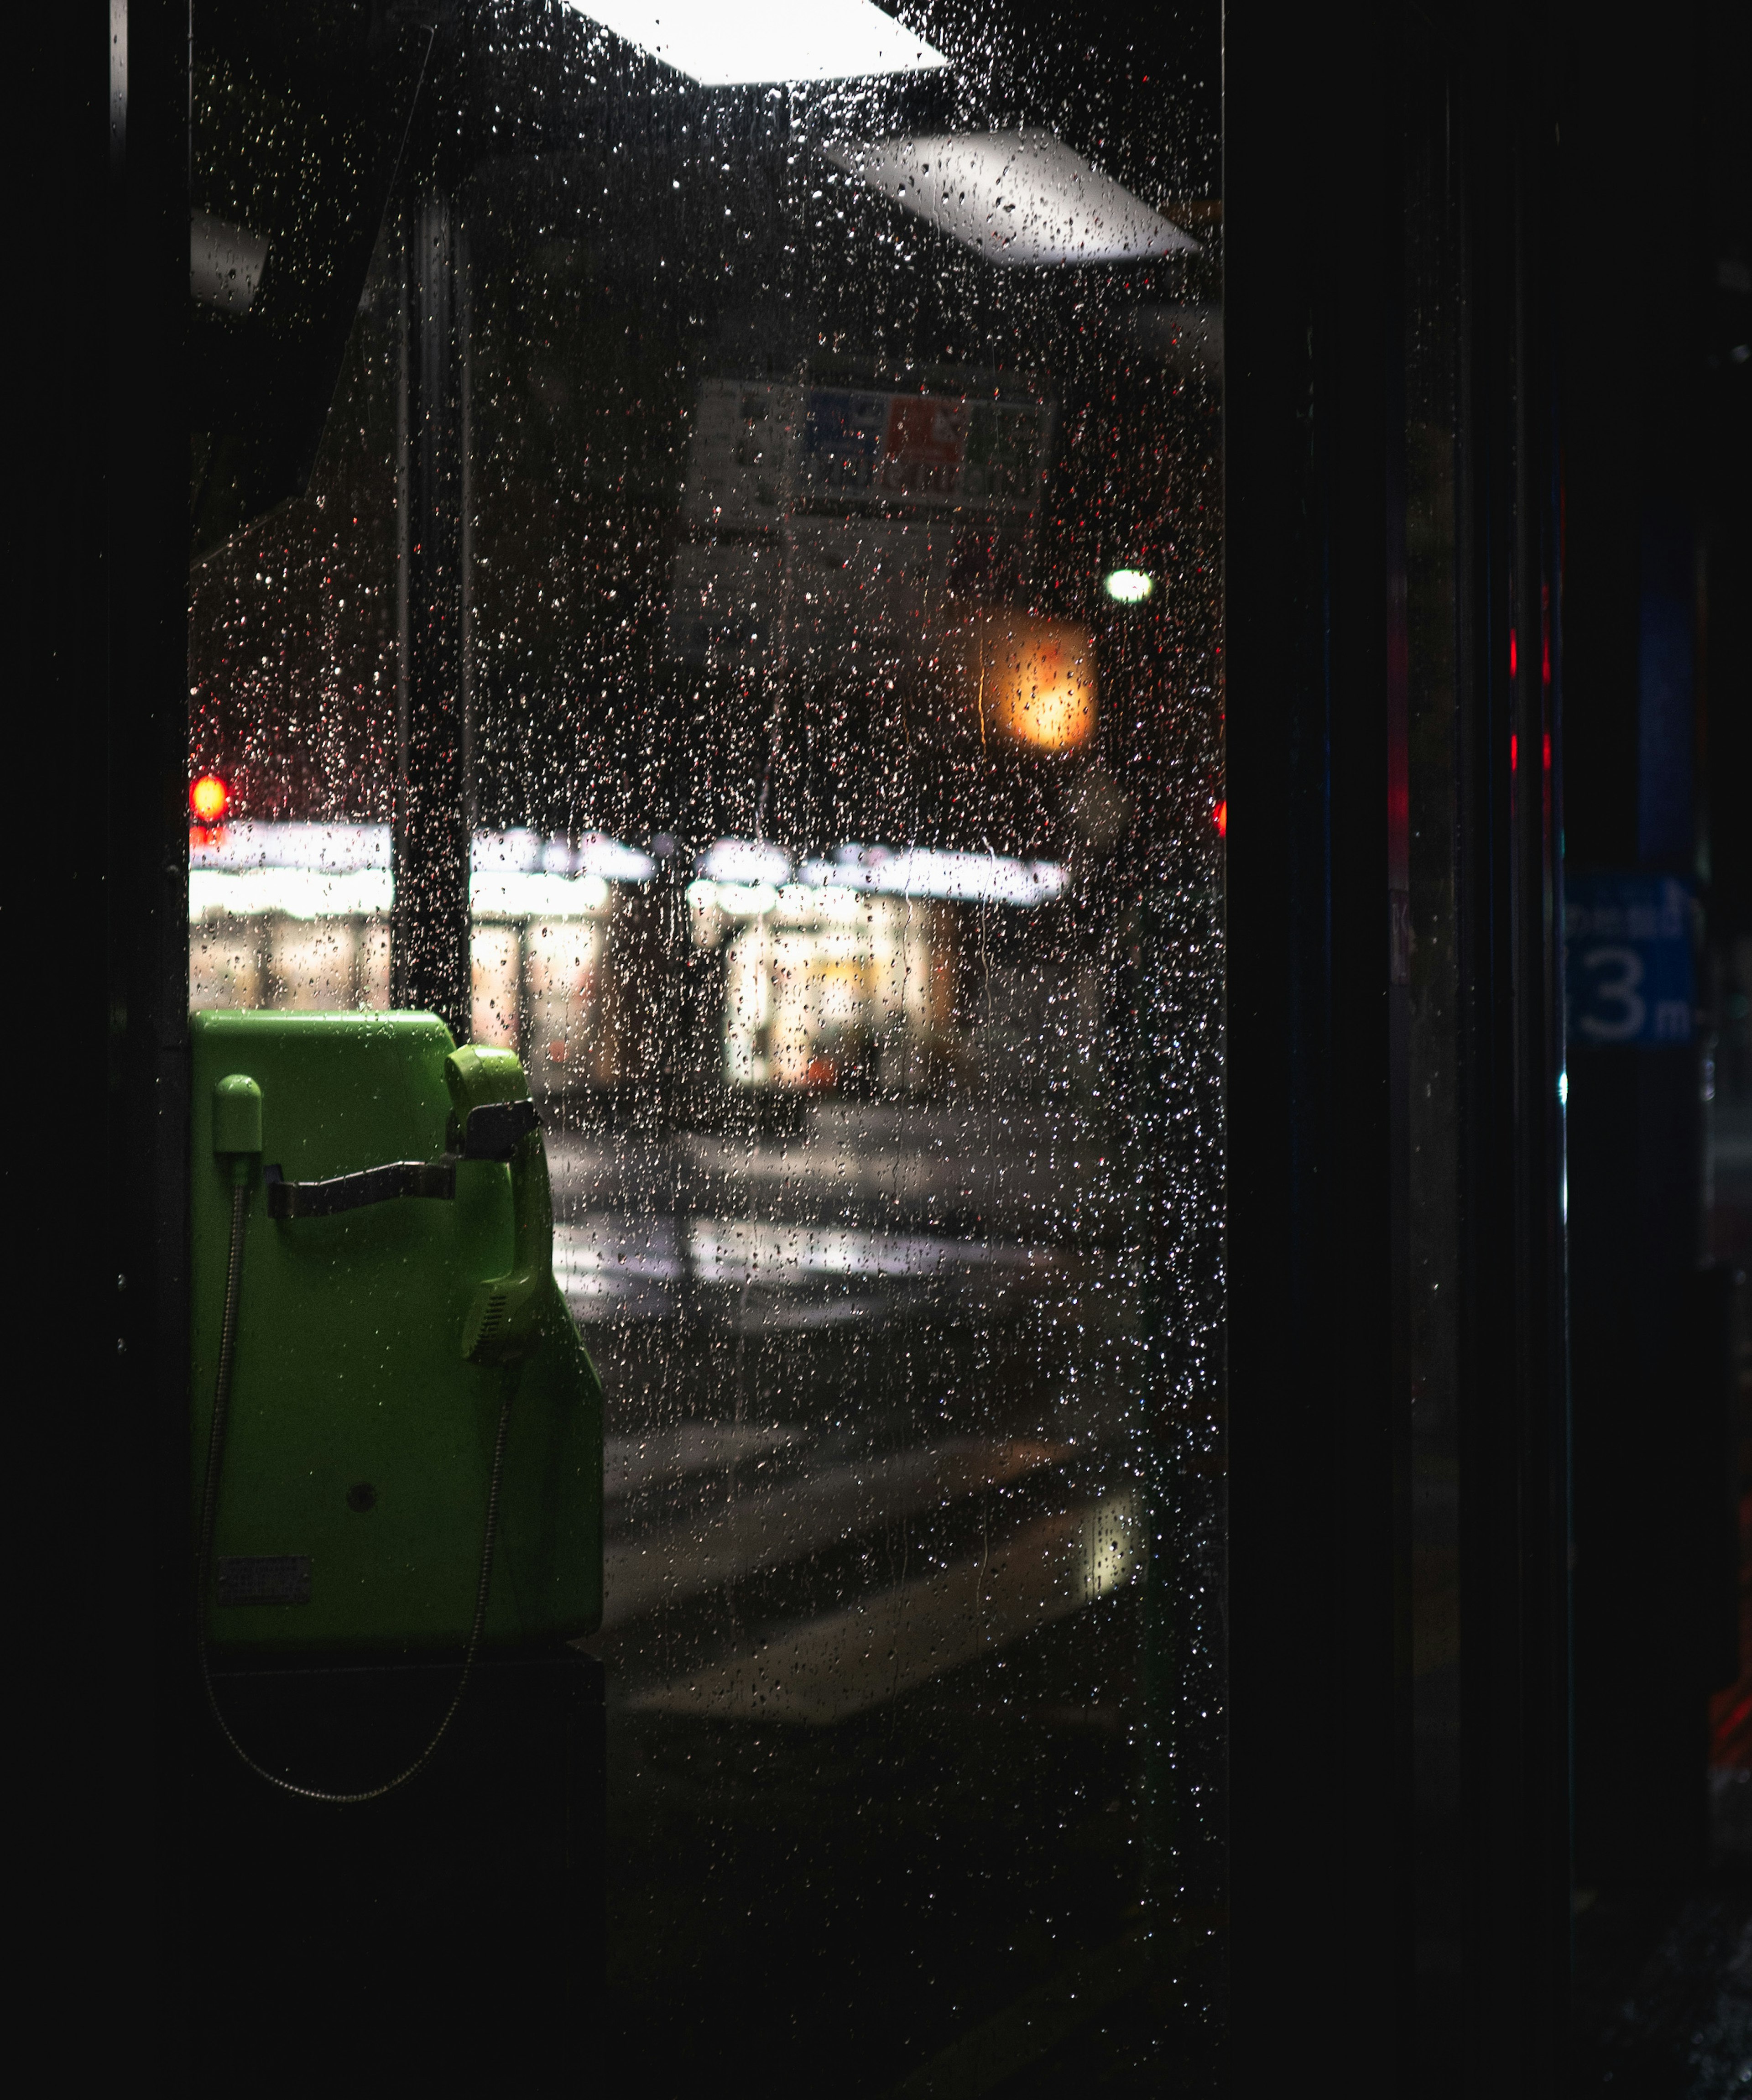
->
{"left": 548, "top": 1109, "right": 1126, "bottom": 1243}
{"left": 625, "top": 1495, "right": 1142, "bottom": 1724}
{"left": 600, "top": 1435, "right": 1069, "bottom": 1631}
{"left": 559, "top": 1111, "right": 1144, "bottom": 1727}
{"left": 604, "top": 1423, "right": 799, "bottom": 1502}
{"left": 555, "top": 1212, "right": 1062, "bottom": 1326}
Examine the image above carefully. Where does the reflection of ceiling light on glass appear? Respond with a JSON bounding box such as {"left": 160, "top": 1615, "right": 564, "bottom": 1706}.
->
{"left": 1103, "top": 569, "right": 1154, "bottom": 603}
{"left": 563, "top": 0, "right": 946, "bottom": 86}
{"left": 190, "top": 211, "right": 268, "bottom": 313}
{"left": 823, "top": 132, "right": 1200, "bottom": 266}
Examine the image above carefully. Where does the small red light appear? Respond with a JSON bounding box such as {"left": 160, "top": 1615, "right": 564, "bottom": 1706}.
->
{"left": 1214, "top": 799, "right": 1228, "bottom": 838}
{"left": 1510, "top": 733, "right": 1518, "bottom": 773}
{"left": 190, "top": 773, "right": 230, "bottom": 824}
{"left": 1509, "top": 628, "right": 1518, "bottom": 680}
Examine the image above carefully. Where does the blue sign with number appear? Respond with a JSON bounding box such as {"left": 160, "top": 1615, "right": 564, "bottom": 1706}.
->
{"left": 1564, "top": 872, "right": 1694, "bottom": 1049}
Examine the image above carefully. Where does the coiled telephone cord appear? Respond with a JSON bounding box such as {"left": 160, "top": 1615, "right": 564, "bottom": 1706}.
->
{"left": 195, "top": 1180, "right": 512, "bottom": 1804}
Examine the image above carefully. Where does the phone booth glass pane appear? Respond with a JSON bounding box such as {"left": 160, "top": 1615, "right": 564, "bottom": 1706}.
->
{"left": 188, "top": 5, "right": 1224, "bottom": 2079}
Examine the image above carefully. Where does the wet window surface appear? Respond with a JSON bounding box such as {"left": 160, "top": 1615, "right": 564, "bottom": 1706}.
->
{"left": 188, "top": 2, "right": 1223, "bottom": 2081}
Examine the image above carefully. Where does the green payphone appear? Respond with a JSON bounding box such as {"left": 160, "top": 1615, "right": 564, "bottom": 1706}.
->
{"left": 190, "top": 1009, "right": 602, "bottom": 1799}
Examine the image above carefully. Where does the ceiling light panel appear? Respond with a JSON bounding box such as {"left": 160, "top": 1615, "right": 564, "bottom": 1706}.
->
{"left": 824, "top": 131, "right": 1200, "bottom": 266}
{"left": 564, "top": 0, "right": 947, "bottom": 86}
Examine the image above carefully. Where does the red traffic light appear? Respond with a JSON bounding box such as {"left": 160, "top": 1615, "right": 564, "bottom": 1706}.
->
{"left": 190, "top": 773, "right": 231, "bottom": 825}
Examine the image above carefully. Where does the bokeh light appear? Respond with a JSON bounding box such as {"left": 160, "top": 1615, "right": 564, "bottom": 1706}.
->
{"left": 190, "top": 773, "right": 231, "bottom": 825}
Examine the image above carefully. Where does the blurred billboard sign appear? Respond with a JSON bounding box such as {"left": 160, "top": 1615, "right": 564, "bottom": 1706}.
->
{"left": 667, "top": 376, "right": 1053, "bottom": 666}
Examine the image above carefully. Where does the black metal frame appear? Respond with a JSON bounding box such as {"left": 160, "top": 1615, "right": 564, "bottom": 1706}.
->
{"left": 1227, "top": 1, "right": 1570, "bottom": 2091}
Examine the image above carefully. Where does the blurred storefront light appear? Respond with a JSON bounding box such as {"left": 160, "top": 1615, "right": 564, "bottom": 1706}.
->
{"left": 564, "top": 0, "right": 946, "bottom": 86}
{"left": 714, "top": 880, "right": 782, "bottom": 917}
{"left": 697, "top": 838, "right": 794, "bottom": 887}
{"left": 1102, "top": 569, "right": 1155, "bottom": 603}
{"left": 797, "top": 843, "right": 1069, "bottom": 906}
{"left": 691, "top": 846, "right": 1069, "bottom": 920}
{"left": 188, "top": 823, "right": 650, "bottom": 922}
{"left": 192, "top": 824, "right": 1068, "bottom": 1093}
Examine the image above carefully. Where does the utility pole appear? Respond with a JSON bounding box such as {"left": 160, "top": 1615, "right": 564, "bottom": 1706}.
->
{"left": 393, "top": 183, "right": 472, "bottom": 1038}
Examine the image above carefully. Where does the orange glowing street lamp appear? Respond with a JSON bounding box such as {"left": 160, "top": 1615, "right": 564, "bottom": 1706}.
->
{"left": 959, "top": 611, "right": 1097, "bottom": 753}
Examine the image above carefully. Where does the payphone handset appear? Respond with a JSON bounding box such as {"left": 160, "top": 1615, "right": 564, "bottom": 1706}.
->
{"left": 443, "top": 1042, "right": 561, "bottom": 1365}
{"left": 189, "top": 1010, "right": 602, "bottom": 1801}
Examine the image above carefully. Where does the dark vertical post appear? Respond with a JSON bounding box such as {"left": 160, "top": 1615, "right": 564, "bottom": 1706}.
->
{"left": 459, "top": 222, "right": 477, "bottom": 842}
{"left": 1226, "top": 0, "right": 1409, "bottom": 2087}
{"left": 98, "top": 0, "right": 193, "bottom": 2063}
{"left": 1230, "top": 1, "right": 1571, "bottom": 2089}
{"left": 22, "top": 0, "right": 188, "bottom": 2063}
{"left": 1510, "top": 93, "right": 1572, "bottom": 2068}
{"left": 394, "top": 191, "right": 471, "bottom": 1039}
{"left": 1447, "top": 33, "right": 1571, "bottom": 2089}
{"left": 1560, "top": 0, "right": 1721, "bottom": 1888}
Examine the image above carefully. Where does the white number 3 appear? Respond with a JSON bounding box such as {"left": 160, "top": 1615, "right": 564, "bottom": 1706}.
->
{"left": 1578, "top": 946, "right": 1646, "bottom": 1044}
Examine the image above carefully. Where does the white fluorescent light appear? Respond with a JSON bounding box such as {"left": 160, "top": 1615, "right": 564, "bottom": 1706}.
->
{"left": 569, "top": 833, "right": 660, "bottom": 882}
{"left": 189, "top": 820, "right": 390, "bottom": 872}
{"left": 189, "top": 867, "right": 393, "bottom": 921}
{"left": 1103, "top": 569, "right": 1155, "bottom": 602}
{"left": 824, "top": 131, "right": 1200, "bottom": 266}
{"left": 795, "top": 844, "right": 1069, "bottom": 906}
{"left": 564, "top": 0, "right": 947, "bottom": 86}
{"left": 188, "top": 824, "right": 653, "bottom": 914}
{"left": 472, "top": 827, "right": 549, "bottom": 875}
{"left": 471, "top": 871, "right": 611, "bottom": 919}
{"left": 697, "top": 838, "right": 794, "bottom": 885}
{"left": 714, "top": 880, "right": 782, "bottom": 916}
{"left": 473, "top": 830, "right": 657, "bottom": 882}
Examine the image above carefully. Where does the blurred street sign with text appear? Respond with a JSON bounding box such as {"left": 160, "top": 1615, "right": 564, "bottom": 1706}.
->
{"left": 1564, "top": 872, "right": 1695, "bottom": 1049}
